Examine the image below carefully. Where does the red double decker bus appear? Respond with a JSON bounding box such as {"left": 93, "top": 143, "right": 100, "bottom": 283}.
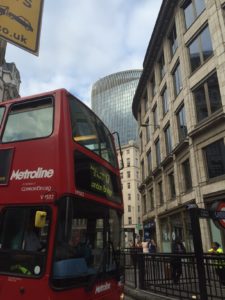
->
{"left": 0, "top": 89, "right": 124, "bottom": 300}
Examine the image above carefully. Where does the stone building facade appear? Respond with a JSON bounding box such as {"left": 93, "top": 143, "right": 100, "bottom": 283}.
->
{"left": 132, "top": 0, "right": 225, "bottom": 252}
{"left": 118, "top": 141, "right": 142, "bottom": 246}
{"left": 0, "top": 40, "right": 20, "bottom": 101}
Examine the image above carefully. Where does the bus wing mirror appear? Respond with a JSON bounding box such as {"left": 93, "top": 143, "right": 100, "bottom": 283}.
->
{"left": 35, "top": 211, "right": 47, "bottom": 228}
{"left": 112, "top": 131, "right": 124, "bottom": 170}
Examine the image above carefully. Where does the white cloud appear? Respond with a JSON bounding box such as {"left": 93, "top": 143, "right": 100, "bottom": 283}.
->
{"left": 5, "top": 0, "right": 162, "bottom": 106}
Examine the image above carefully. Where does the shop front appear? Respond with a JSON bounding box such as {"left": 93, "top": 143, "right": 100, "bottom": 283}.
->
{"left": 159, "top": 209, "right": 194, "bottom": 252}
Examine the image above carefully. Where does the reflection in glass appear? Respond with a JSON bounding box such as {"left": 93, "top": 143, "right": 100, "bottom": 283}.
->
{"left": 189, "top": 37, "right": 201, "bottom": 71}
{"left": 189, "top": 26, "right": 213, "bottom": 72}
{"left": 193, "top": 73, "right": 221, "bottom": 122}
{"left": 53, "top": 197, "right": 122, "bottom": 288}
{"left": 177, "top": 105, "right": 187, "bottom": 141}
{"left": 183, "top": 0, "right": 205, "bottom": 29}
{"left": 2, "top": 98, "right": 53, "bottom": 142}
{"left": 0, "top": 107, "right": 5, "bottom": 126}
{"left": 194, "top": 85, "right": 208, "bottom": 121}
{"left": 70, "top": 97, "right": 117, "bottom": 167}
{"left": 204, "top": 140, "right": 225, "bottom": 178}
{"left": 173, "top": 63, "right": 182, "bottom": 96}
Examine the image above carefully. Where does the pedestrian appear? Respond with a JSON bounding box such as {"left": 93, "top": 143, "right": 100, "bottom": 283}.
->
{"left": 141, "top": 239, "right": 149, "bottom": 254}
{"left": 170, "top": 237, "right": 186, "bottom": 284}
{"left": 208, "top": 242, "right": 225, "bottom": 286}
{"left": 149, "top": 239, "right": 157, "bottom": 253}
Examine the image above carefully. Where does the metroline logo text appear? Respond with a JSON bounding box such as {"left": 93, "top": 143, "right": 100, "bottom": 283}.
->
{"left": 10, "top": 168, "right": 54, "bottom": 180}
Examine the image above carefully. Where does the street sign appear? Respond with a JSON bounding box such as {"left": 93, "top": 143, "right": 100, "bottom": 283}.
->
{"left": 198, "top": 208, "right": 210, "bottom": 219}
{"left": 0, "top": 0, "right": 44, "bottom": 55}
{"left": 211, "top": 201, "right": 225, "bottom": 230}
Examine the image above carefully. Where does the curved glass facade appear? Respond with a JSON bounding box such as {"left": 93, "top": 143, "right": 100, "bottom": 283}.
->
{"left": 91, "top": 70, "right": 142, "bottom": 146}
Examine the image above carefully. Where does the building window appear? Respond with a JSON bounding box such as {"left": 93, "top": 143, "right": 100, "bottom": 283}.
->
{"left": 128, "top": 205, "right": 131, "bottom": 213}
{"left": 149, "top": 188, "right": 154, "bottom": 210}
{"left": 151, "top": 75, "right": 156, "bottom": 97}
{"left": 127, "top": 182, "right": 131, "bottom": 189}
{"left": 173, "top": 62, "right": 182, "bottom": 96}
{"left": 128, "top": 217, "right": 132, "bottom": 225}
{"left": 126, "top": 149, "right": 130, "bottom": 154}
{"left": 162, "top": 87, "right": 168, "bottom": 115}
{"left": 153, "top": 105, "right": 158, "bottom": 128}
{"left": 146, "top": 118, "right": 151, "bottom": 143}
{"left": 204, "top": 139, "right": 225, "bottom": 179}
{"left": 128, "top": 194, "right": 131, "bottom": 200}
{"left": 183, "top": 0, "right": 205, "bottom": 29}
{"left": 142, "top": 195, "right": 147, "bottom": 214}
{"left": 127, "top": 171, "right": 130, "bottom": 178}
{"left": 158, "top": 181, "right": 164, "bottom": 206}
{"left": 159, "top": 52, "right": 166, "bottom": 80}
{"left": 147, "top": 151, "right": 152, "bottom": 175}
{"left": 120, "top": 172, "right": 123, "bottom": 179}
{"left": 127, "top": 158, "right": 130, "bottom": 167}
{"left": 169, "top": 23, "right": 178, "bottom": 56}
{"left": 188, "top": 26, "right": 213, "bottom": 73}
{"left": 177, "top": 104, "right": 187, "bottom": 141}
{"left": 141, "top": 160, "right": 144, "bottom": 181}
{"left": 168, "top": 172, "right": 176, "bottom": 199}
{"left": 143, "top": 91, "right": 149, "bottom": 112}
{"left": 138, "top": 206, "right": 140, "bottom": 213}
{"left": 182, "top": 159, "right": 192, "bottom": 191}
{"left": 140, "top": 133, "right": 143, "bottom": 153}
{"left": 193, "top": 73, "right": 222, "bottom": 122}
{"left": 155, "top": 139, "right": 161, "bottom": 167}
{"left": 164, "top": 124, "right": 173, "bottom": 155}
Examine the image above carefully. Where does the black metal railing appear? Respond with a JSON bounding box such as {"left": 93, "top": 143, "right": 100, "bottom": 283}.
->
{"left": 120, "top": 249, "right": 225, "bottom": 300}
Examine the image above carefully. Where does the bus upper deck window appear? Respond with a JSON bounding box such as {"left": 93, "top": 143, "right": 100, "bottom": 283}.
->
{"left": 2, "top": 98, "right": 54, "bottom": 143}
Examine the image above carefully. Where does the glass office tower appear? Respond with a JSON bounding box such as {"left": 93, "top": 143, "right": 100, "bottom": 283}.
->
{"left": 91, "top": 70, "right": 141, "bottom": 146}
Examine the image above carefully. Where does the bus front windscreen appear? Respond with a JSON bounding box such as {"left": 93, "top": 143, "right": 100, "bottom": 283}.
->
{"left": 52, "top": 197, "right": 122, "bottom": 288}
{"left": 2, "top": 97, "right": 54, "bottom": 142}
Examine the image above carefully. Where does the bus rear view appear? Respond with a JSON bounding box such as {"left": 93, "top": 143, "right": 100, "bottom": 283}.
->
{"left": 0, "top": 89, "right": 124, "bottom": 300}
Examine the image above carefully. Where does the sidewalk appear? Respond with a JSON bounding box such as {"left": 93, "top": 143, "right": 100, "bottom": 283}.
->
{"left": 124, "top": 285, "right": 177, "bottom": 300}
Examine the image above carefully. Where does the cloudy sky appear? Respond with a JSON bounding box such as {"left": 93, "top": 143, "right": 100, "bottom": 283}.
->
{"left": 5, "top": 0, "right": 162, "bottom": 106}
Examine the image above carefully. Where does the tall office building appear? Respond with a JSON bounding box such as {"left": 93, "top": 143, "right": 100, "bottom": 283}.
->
{"left": 132, "top": 0, "right": 225, "bottom": 252}
{"left": 91, "top": 70, "right": 141, "bottom": 146}
{"left": 91, "top": 70, "right": 143, "bottom": 243}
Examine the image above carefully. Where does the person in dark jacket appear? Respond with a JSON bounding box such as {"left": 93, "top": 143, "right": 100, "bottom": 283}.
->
{"left": 149, "top": 239, "right": 157, "bottom": 253}
{"left": 171, "top": 237, "right": 186, "bottom": 284}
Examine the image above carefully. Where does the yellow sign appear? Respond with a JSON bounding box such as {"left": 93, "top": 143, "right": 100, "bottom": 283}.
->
{"left": 0, "top": 0, "right": 44, "bottom": 55}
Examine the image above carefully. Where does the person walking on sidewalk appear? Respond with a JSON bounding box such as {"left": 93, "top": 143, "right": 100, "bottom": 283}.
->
{"left": 208, "top": 241, "right": 225, "bottom": 286}
{"left": 171, "top": 237, "right": 186, "bottom": 284}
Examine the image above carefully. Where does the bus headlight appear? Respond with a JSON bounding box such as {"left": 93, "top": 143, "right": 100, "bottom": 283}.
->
{"left": 120, "top": 293, "right": 124, "bottom": 300}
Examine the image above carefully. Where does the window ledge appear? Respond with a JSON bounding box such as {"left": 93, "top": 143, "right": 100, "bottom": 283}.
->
{"left": 206, "top": 174, "right": 225, "bottom": 184}
{"left": 160, "top": 154, "right": 173, "bottom": 168}
{"left": 152, "top": 166, "right": 162, "bottom": 177}
{"left": 189, "top": 110, "right": 225, "bottom": 138}
{"left": 172, "top": 138, "right": 189, "bottom": 156}
{"left": 143, "top": 174, "right": 153, "bottom": 185}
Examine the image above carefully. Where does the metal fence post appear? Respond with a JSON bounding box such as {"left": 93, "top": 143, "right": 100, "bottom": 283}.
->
{"left": 138, "top": 253, "right": 145, "bottom": 289}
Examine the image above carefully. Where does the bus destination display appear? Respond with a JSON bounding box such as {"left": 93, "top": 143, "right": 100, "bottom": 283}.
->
{"left": 74, "top": 151, "right": 121, "bottom": 203}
